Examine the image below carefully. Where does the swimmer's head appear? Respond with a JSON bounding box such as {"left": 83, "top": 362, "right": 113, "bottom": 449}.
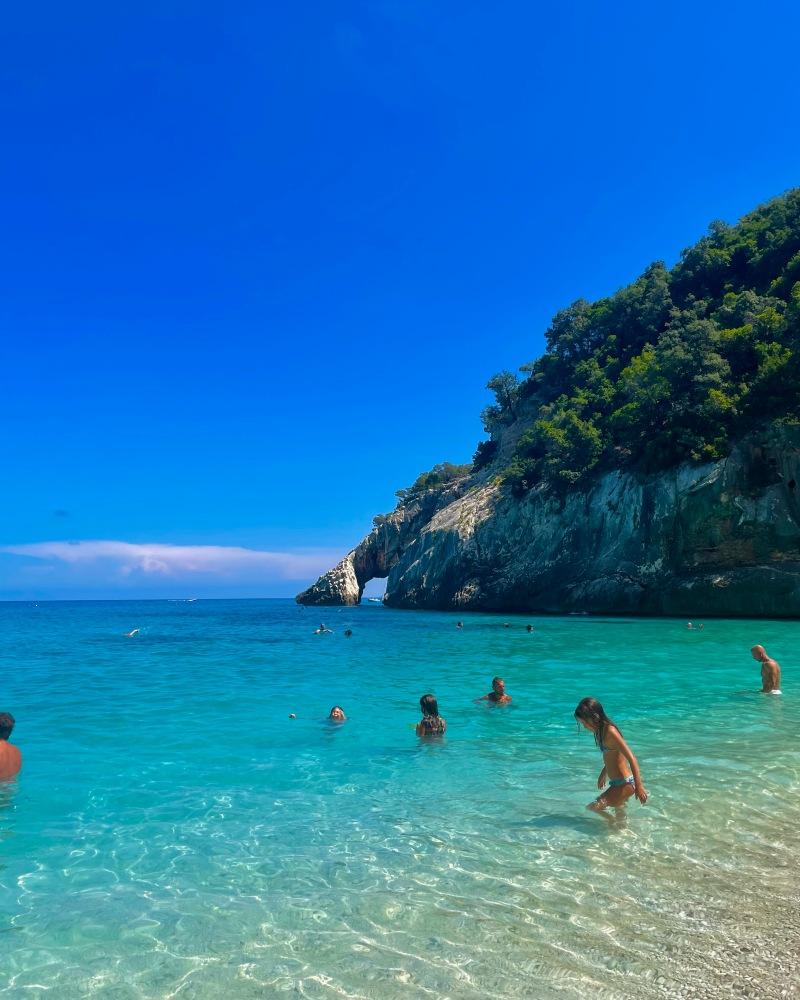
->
{"left": 329, "top": 706, "right": 346, "bottom": 721}
{"left": 574, "top": 697, "right": 613, "bottom": 748}
{"left": 492, "top": 677, "right": 506, "bottom": 695}
{"left": 344, "top": 629, "right": 352, "bottom": 637}
{"left": 420, "top": 694, "right": 439, "bottom": 717}
{"left": 526, "top": 624, "right": 533, "bottom": 632}
{"left": 0, "top": 713, "right": 14, "bottom": 741}
{"left": 751, "top": 644, "right": 767, "bottom": 661}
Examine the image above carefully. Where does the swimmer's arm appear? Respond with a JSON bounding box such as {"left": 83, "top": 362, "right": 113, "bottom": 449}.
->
{"left": 597, "top": 766, "right": 607, "bottom": 790}
{"left": 606, "top": 727, "right": 648, "bottom": 804}
{"left": 415, "top": 721, "right": 424, "bottom": 736}
{"left": 473, "top": 694, "right": 490, "bottom": 702}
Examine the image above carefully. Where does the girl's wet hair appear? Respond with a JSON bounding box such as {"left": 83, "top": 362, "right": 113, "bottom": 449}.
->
{"left": 420, "top": 694, "right": 439, "bottom": 717}
{"left": 329, "top": 705, "right": 345, "bottom": 718}
{"left": 574, "top": 697, "right": 617, "bottom": 749}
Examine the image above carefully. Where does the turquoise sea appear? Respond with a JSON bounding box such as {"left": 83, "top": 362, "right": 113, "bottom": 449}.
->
{"left": 1, "top": 599, "right": 798, "bottom": 999}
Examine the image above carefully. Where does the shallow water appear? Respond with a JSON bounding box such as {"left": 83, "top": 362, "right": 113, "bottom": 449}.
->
{"left": 1, "top": 600, "right": 798, "bottom": 998}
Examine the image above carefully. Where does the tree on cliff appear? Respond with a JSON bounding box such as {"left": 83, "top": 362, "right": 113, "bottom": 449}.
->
{"left": 396, "top": 462, "right": 472, "bottom": 504}
{"left": 482, "top": 188, "right": 800, "bottom": 493}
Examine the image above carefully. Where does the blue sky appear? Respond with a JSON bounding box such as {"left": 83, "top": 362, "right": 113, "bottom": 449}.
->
{"left": 1, "top": 1, "right": 799, "bottom": 599}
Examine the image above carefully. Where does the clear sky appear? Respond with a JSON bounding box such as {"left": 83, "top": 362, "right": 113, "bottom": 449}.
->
{"left": 1, "top": 1, "right": 799, "bottom": 599}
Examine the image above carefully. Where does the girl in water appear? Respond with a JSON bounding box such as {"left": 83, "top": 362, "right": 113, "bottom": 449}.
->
{"left": 416, "top": 694, "right": 446, "bottom": 736}
{"left": 328, "top": 706, "right": 346, "bottom": 722}
{"left": 574, "top": 697, "right": 647, "bottom": 811}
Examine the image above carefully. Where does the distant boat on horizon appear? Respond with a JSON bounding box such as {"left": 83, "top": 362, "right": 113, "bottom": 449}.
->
{"left": 367, "top": 597, "right": 384, "bottom": 603}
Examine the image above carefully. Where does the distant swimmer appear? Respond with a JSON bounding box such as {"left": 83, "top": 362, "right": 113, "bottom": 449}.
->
{"left": 751, "top": 645, "right": 782, "bottom": 694}
{"left": 526, "top": 624, "right": 534, "bottom": 633}
{"left": 124, "top": 629, "right": 140, "bottom": 638}
{"left": 574, "top": 697, "right": 647, "bottom": 813}
{"left": 475, "top": 676, "right": 512, "bottom": 705}
{"left": 416, "top": 694, "right": 446, "bottom": 737}
{"left": 314, "top": 624, "right": 333, "bottom": 635}
{"left": 343, "top": 629, "right": 353, "bottom": 638}
{"left": 289, "top": 713, "right": 297, "bottom": 719}
{"left": 328, "top": 705, "right": 346, "bottom": 722}
{"left": 0, "top": 713, "right": 21, "bottom": 780}
{"left": 456, "top": 621, "right": 464, "bottom": 630}
{"left": 503, "top": 622, "right": 510, "bottom": 628}
{"left": 686, "top": 622, "right": 694, "bottom": 630}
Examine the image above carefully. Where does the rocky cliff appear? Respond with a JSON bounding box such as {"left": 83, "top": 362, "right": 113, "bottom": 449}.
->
{"left": 297, "top": 424, "right": 800, "bottom": 616}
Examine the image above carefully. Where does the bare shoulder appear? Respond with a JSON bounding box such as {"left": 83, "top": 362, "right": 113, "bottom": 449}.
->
{"left": 0, "top": 743, "right": 21, "bottom": 778}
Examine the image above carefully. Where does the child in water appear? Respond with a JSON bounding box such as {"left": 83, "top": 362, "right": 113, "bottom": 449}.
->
{"left": 328, "top": 706, "right": 346, "bottom": 722}
{"left": 574, "top": 697, "right": 647, "bottom": 812}
{"left": 416, "top": 694, "right": 446, "bottom": 736}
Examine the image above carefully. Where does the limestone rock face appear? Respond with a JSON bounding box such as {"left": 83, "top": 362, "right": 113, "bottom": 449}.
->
{"left": 297, "top": 425, "right": 800, "bottom": 616}
{"left": 295, "top": 485, "right": 464, "bottom": 606}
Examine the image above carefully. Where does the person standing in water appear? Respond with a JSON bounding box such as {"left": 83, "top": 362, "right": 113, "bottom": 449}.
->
{"left": 475, "top": 676, "right": 512, "bottom": 705}
{"left": 416, "top": 694, "right": 446, "bottom": 737}
{"left": 574, "top": 698, "right": 647, "bottom": 812}
{"left": 0, "top": 713, "right": 21, "bottom": 780}
{"left": 751, "top": 645, "right": 782, "bottom": 694}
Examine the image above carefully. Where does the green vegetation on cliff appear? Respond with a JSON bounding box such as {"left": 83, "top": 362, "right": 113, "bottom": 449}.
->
{"left": 478, "top": 189, "right": 800, "bottom": 492}
{"left": 395, "top": 462, "right": 472, "bottom": 504}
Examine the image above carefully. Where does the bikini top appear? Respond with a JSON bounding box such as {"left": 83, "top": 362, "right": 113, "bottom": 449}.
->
{"left": 420, "top": 715, "right": 446, "bottom": 734}
{"left": 599, "top": 728, "right": 618, "bottom": 754}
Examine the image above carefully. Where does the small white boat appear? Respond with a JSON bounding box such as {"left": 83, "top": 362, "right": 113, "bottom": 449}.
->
{"left": 367, "top": 597, "right": 383, "bottom": 603}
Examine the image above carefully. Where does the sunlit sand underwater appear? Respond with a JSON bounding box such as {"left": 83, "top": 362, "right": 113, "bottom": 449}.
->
{"left": 1, "top": 599, "right": 798, "bottom": 998}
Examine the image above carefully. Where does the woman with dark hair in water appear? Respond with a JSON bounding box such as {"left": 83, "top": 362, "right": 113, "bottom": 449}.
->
{"left": 416, "top": 694, "right": 446, "bottom": 737}
{"left": 574, "top": 697, "right": 647, "bottom": 812}
{"left": 328, "top": 706, "right": 346, "bottom": 722}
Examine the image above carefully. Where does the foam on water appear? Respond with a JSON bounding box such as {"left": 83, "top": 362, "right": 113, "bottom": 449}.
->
{"left": 1, "top": 600, "right": 798, "bottom": 998}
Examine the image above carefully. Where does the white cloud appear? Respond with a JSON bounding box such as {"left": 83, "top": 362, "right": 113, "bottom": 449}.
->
{"left": 0, "top": 540, "right": 339, "bottom": 582}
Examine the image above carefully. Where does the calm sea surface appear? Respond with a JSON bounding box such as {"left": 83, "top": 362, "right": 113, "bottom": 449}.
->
{"left": 1, "top": 599, "right": 798, "bottom": 999}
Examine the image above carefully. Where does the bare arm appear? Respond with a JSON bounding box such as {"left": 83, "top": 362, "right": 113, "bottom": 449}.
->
{"left": 605, "top": 726, "right": 648, "bottom": 804}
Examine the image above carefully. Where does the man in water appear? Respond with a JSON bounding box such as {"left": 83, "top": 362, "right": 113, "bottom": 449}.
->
{"left": 0, "top": 713, "right": 21, "bottom": 780}
{"left": 476, "top": 677, "right": 512, "bottom": 705}
{"left": 314, "top": 624, "right": 333, "bottom": 634}
{"left": 751, "top": 645, "right": 782, "bottom": 694}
